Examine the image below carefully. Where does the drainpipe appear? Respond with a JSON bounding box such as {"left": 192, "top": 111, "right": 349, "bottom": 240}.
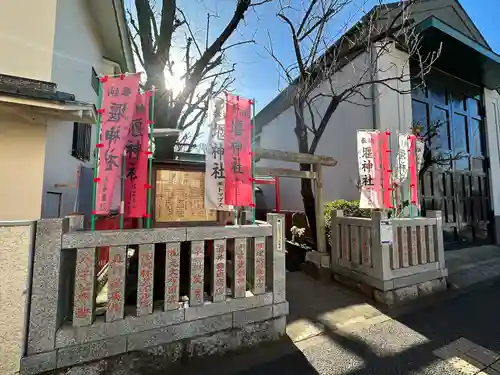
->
{"left": 112, "top": 0, "right": 136, "bottom": 73}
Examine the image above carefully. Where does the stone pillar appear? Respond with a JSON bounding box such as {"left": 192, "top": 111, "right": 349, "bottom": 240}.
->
{"left": 60, "top": 214, "right": 84, "bottom": 324}
{"left": 66, "top": 213, "right": 84, "bottom": 232}
{"left": 266, "top": 213, "right": 287, "bottom": 337}
{"left": 330, "top": 210, "right": 344, "bottom": 269}
{"left": 27, "top": 218, "right": 68, "bottom": 354}
{"left": 0, "top": 221, "right": 36, "bottom": 374}
{"left": 426, "top": 211, "right": 445, "bottom": 269}
{"left": 370, "top": 211, "right": 392, "bottom": 281}
{"left": 266, "top": 214, "right": 286, "bottom": 304}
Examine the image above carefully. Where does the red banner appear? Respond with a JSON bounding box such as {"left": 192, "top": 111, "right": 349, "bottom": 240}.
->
{"left": 223, "top": 94, "right": 253, "bottom": 206}
{"left": 408, "top": 135, "right": 419, "bottom": 208}
{"left": 381, "top": 131, "right": 393, "bottom": 209}
{"left": 94, "top": 74, "right": 140, "bottom": 215}
{"left": 124, "top": 92, "right": 150, "bottom": 218}
{"left": 371, "top": 131, "right": 382, "bottom": 207}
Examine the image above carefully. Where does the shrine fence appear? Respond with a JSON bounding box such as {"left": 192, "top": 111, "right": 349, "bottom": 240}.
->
{"left": 20, "top": 214, "right": 287, "bottom": 374}
{"left": 330, "top": 210, "right": 447, "bottom": 291}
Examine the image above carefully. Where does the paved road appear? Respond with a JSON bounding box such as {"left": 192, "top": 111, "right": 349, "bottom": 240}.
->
{"left": 180, "top": 278, "right": 500, "bottom": 375}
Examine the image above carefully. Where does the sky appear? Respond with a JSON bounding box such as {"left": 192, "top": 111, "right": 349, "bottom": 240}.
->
{"left": 176, "top": 0, "right": 500, "bottom": 113}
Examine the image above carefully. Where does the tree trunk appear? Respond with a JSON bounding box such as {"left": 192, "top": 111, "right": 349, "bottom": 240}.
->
{"left": 146, "top": 68, "right": 177, "bottom": 160}
{"left": 300, "top": 165, "right": 317, "bottom": 244}
{"left": 294, "top": 101, "right": 318, "bottom": 244}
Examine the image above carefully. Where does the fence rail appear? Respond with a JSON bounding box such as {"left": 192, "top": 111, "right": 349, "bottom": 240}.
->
{"left": 22, "top": 214, "right": 287, "bottom": 374}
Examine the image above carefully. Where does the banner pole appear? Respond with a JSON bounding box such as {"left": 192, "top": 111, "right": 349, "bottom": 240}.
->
{"left": 388, "top": 130, "right": 395, "bottom": 217}
{"left": 91, "top": 77, "right": 104, "bottom": 232}
{"left": 408, "top": 137, "right": 413, "bottom": 219}
{"left": 120, "top": 149, "right": 126, "bottom": 230}
{"left": 251, "top": 98, "right": 256, "bottom": 224}
{"left": 146, "top": 87, "right": 156, "bottom": 229}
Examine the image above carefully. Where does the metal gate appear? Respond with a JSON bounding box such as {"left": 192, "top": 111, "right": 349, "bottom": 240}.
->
{"left": 412, "top": 70, "right": 492, "bottom": 249}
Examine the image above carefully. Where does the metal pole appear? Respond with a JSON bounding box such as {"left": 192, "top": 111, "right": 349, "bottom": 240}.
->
{"left": 120, "top": 149, "right": 125, "bottom": 230}
{"left": 251, "top": 98, "right": 256, "bottom": 224}
{"left": 146, "top": 87, "right": 156, "bottom": 229}
{"left": 91, "top": 78, "right": 104, "bottom": 232}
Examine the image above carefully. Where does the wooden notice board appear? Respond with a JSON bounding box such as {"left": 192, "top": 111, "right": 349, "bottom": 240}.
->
{"left": 153, "top": 161, "right": 217, "bottom": 226}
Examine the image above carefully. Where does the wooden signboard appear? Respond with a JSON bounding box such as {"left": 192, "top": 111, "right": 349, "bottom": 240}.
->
{"left": 152, "top": 161, "right": 217, "bottom": 227}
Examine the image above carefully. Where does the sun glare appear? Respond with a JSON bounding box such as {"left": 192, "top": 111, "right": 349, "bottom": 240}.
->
{"left": 164, "top": 69, "right": 185, "bottom": 96}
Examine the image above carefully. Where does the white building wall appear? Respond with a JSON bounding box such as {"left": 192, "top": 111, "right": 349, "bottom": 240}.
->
{"left": 42, "top": 0, "right": 115, "bottom": 217}
{"left": 373, "top": 44, "right": 412, "bottom": 136}
{"left": 484, "top": 88, "right": 500, "bottom": 222}
{"left": 373, "top": 43, "right": 414, "bottom": 205}
{"left": 258, "top": 52, "right": 374, "bottom": 211}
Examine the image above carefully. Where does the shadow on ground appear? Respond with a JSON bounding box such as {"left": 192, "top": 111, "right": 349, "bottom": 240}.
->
{"left": 285, "top": 271, "right": 382, "bottom": 342}
{"left": 162, "top": 336, "right": 320, "bottom": 375}
{"left": 174, "top": 247, "right": 500, "bottom": 374}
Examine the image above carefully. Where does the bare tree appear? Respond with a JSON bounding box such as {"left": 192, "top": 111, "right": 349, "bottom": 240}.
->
{"left": 412, "top": 119, "right": 465, "bottom": 181}
{"left": 267, "top": 0, "right": 440, "bottom": 242}
{"left": 128, "top": 0, "right": 271, "bottom": 158}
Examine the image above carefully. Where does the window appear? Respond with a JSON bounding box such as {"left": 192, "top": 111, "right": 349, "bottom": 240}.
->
{"left": 91, "top": 67, "right": 99, "bottom": 95}
{"left": 71, "top": 122, "right": 92, "bottom": 162}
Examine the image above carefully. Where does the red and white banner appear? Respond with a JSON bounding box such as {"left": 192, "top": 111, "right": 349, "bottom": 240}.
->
{"left": 94, "top": 74, "right": 140, "bottom": 215}
{"left": 357, "top": 130, "right": 382, "bottom": 209}
{"left": 380, "top": 131, "right": 392, "bottom": 209}
{"left": 223, "top": 94, "right": 254, "bottom": 207}
{"left": 124, "top": 92, "right": 150, "bottom": 218}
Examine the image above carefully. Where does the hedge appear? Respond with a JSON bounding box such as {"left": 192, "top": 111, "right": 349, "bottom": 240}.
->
{"left": 324, "top": 200, "right": 371, "bottom": 247}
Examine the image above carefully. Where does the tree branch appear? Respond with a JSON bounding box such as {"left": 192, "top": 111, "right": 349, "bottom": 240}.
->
{"left": 170, "top": 0, "right": 254, "bottom": 125}
{"left": 135, "top": 0, "right": 155, "bottom": 64}
{"left": 156, "top": 0, "right": 177, "bottom": 64}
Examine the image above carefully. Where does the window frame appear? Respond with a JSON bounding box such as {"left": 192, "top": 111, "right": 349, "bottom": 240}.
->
{"left": 71, "top": 122, "right": 92, "bottom": 162}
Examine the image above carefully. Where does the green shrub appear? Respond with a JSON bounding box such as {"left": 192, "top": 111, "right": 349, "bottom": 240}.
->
{"left": 324, "top": 200, "right": 371, "bottom": 248}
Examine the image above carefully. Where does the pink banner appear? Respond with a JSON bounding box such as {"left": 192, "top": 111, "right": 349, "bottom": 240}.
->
{"left": 381, "top": 131, "right": 393, "bottom": 209}
{"left": 408, "top": 135, "right": 419, "bottom": 208}
{"left": 224, "top": 94, "right": 254, "bottom": 207}
{"left": 94, "top": 74, "right": 140, "bottom": 215}
{"left": 124, "top": 92, "right": 150, "bottom": 218}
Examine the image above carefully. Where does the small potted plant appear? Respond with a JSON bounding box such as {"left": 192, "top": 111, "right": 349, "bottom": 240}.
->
{"left": 286, "top": 225, "right": 312, "bottom": 271}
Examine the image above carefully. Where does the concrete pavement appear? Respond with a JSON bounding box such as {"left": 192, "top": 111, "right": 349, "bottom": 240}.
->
{"left": 171, "top": 274, "right": 500, "bottom": 375}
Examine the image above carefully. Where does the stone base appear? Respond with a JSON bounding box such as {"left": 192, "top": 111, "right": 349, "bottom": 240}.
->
{"left": 332, "top": 273, "right": 374, "bottom": 297}
{"left": 302, "top": 251, "right": 331, "bottom": 283}
{"left": 373, "top": 278, "right": 448, "bottom": 306}
{"left": 301, "top": 262, "right": 332, "bottom": 283}
{"left": 49, "top": 316, "right": 286, "bottom": 375}
{"left": 333, "top": 272, "right": 448, "bottom": 306}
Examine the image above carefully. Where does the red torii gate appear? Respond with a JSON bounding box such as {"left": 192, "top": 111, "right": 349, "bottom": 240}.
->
{"left": 254, "top": 175, "right": 281, "bottom": 213}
